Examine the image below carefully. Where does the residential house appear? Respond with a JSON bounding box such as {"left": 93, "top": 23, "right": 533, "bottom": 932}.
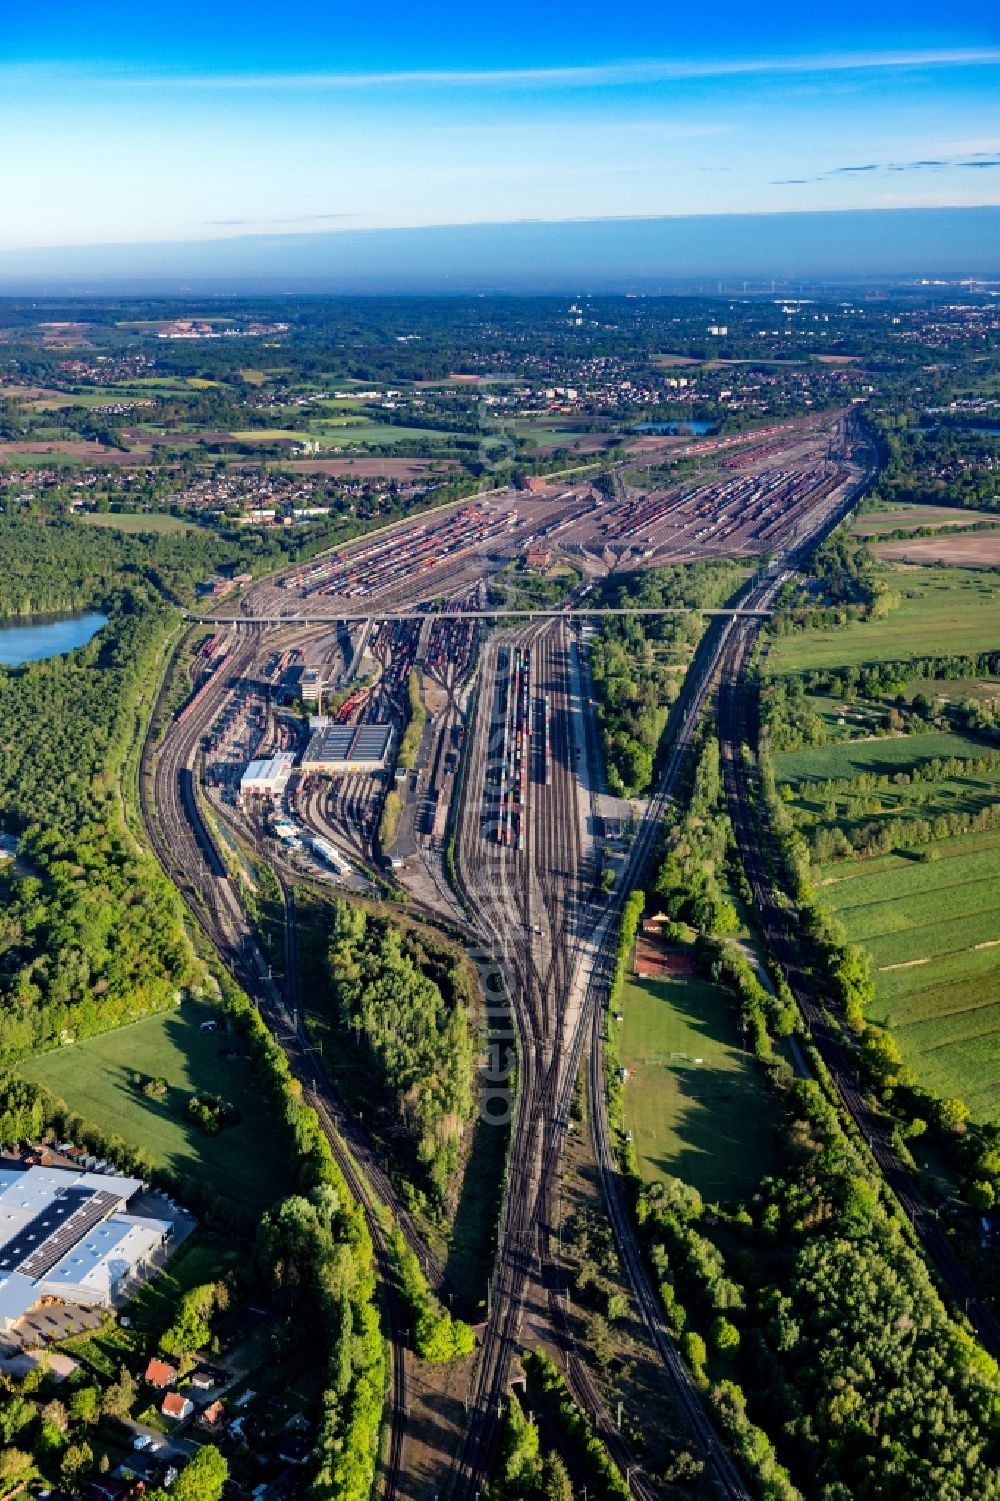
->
{"left": 144, "top": 1358, "right": 177, "bottom": 1389}
{"left": 202, "top": 1399, "right": 225, "bottom": 1427}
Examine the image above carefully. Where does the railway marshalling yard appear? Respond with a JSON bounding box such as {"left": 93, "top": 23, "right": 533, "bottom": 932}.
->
{"left": 144, "top": 411, "right": 874, "bottom": 1501}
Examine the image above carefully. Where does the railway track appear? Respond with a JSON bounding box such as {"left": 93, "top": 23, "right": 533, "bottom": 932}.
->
{"left": 578, "top": 432, "right": 881, "bottom": 1500}
{"left": 717, "top": 617, "right": 1000, "bottom": 1362}
{"left": 141, "top": 624, "right": 263, "bottom": 978}
{"left": 140, "top": 623, "right": 417, "bottom": 1500}
{"left": 448, "top": 619, "right": 595, "bottom": 1498}
{"left": 583, "top": 612, "right": 755, "bottom": 1501}
{"left": 137, "top": 413, "right": 895, "bottom": 1501}
{"left": 276, "top": 878, "right": 410, "bottom": 1499}
{"left": 697, "top": 427, "right": 1000, "bottom": 1358}
{"left": 448, "top": 611, "right": 745, "bottom": 1499}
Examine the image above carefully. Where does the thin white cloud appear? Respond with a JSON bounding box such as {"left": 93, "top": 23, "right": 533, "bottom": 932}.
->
{"left": 773, "top": 149, "right": 1000, "bottom": 185}
{"left": 62, "top": 47, "right": 1000, "bottom": 91}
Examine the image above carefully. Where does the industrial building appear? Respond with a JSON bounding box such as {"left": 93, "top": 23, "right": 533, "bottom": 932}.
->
{"left": 0, "top": 1165, "right": 171, "bottom": 1333}
{"left": 301, "top": 722, "right": 392, "bottom": 774}
{"left": 240, "top": 751, "right": 297, "bottom": 799}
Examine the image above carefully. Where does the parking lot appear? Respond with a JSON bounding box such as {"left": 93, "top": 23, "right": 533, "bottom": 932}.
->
{"left": 18, "top": 1301, "right": 102, "bottom": 1346}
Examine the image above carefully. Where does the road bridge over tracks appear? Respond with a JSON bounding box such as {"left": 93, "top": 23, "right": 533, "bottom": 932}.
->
{"left": 186, "top": 605, "right": 774, "bottom": 625}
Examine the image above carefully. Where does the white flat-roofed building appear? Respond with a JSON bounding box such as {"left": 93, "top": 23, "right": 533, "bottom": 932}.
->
{"left": 0, "top": 1165, "right": 170, "bottom": 1331}
{"left": 0, "top": 1165, "right": 142, "bottom": 1210}
{"left": 0, "top": 1165, "right": 140, "bottom": 1256}
{"left": 240, "top": 751, "right": 296, "bottom": 799}
{"left": 42, "top": 1215, "right": 167, "bottom": 1307}
{"left": 0, "top": 1273, "right": 39, "bottom": 1332}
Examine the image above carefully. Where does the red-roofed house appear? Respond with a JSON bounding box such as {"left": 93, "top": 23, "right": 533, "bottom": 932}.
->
{"left": 162, "top": 1392, "right": 193, "bottom": 1421}
{"left": 202, "top": 1399, "right": 225, "bottom": 1427}
{"left": 144, "top": 1358, "right": 177, "bottom": 1389}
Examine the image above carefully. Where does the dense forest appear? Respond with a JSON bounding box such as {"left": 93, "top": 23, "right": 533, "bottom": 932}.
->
{"left": 326, "top": 901, "right": 475, "bottom": 1200}
{"left": 0, "top": 511, "right": 388, "bottom": 615}
{"left": 873, "top": 416, "right": 1000, "bottom": 513}
{"left": 637, "top": 1074, "right": 1000, "bottom": 1501}
{"left": 0, "top": 590, "right": 197, "bottom": 1061}
{"left": 589, "top": 560, "right": 744, "bottom": 794}
{"left": 768, "top": 524, "right": 886, "bottom": 640}
{"left": 652, "top": 737, "right": 740, "bottom": 935}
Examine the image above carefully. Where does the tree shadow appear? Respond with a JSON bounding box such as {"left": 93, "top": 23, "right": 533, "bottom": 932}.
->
{"left": 628, "top": 976, "right": 779, "bottom": 1203}
{"left": 444, "top": 1099, "right": 509, "bottom": 1317}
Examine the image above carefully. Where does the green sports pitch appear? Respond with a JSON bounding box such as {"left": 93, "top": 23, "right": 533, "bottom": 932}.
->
{"left": 618, "top": 968, "right": 779, "bottom": 1203}
{"left": 20, "top": 999, "right": 287, "bottom": 1213}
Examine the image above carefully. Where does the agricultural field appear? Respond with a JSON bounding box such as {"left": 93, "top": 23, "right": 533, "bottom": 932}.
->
{"left": 818, "top": 830, "right": 1000, "bottom": 1119}
{"left": 310, "top": 421, "right": 459, "bottom": 446}
{"left": 874, "top": 533, "right": 1000, "bottom": 567}
{"left": 19, "top": 999, "right": 287, "bottom": 1213}
{"left": 132, "top": 376, "right": 225, "bottom": 394}
{"left": 774, "top": 710, "right": 1000, "bottom": 1118}
{"left": 1, "top": 380, "right": 199, "bottom": 411}
{"left": 773, "top": 727, "right": 993, "bottom": 788}
{"left": 851, "top": 503, "right": 997, "bottom": 536}
{"left": 767, "top": 565, "right": 1000, "bottom": 672}
{"left": 0, "top": 447, "right": 90, "bottom": 468}
{"left": 313, "top": 397, "right": 372, "bottom": 417}
{"left": 0, "top": 442, "right": 141, "bottom": 467}
{"left": 618, "top": 964, "right": 779, "bottom": 1203}
{"left": 284, "top": 456, "right": 458, "bottom": 478}
{"left": 12, "top": 389, "right": 150, "bottom": 412}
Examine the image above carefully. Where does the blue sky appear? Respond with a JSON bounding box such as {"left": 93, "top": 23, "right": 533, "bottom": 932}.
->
{"left": 2, "top": 0, "right": 998, "bottom": 255}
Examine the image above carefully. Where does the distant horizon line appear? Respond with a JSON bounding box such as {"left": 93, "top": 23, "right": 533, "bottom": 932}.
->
{"left": 1, "top": 205, "right": 997, "bottom": 293}
{"left": 4, "top": 200, "right": 1000, "bottom": 258}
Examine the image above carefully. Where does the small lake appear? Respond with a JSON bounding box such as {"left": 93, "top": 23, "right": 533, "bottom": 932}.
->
{"left": 0, "top": 612, "right": 108, "bottom": 666}
{"left": 631, "top": 419, "right": 718, "bottom": 436}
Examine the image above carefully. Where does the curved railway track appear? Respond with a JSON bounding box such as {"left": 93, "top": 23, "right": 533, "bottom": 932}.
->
{"left": 447, "top": 614, "right": 744, "bottom": 1500}
{"left": 578, "top": 431, "right": 882, "bottom": 1500}
{"left": 137, "top": 414, "right": 912, "bottom": 1501}
{"left": 706, "top": 432, "right": 1000, "bottom": 1358}
{"left": 448, "top": 619, "right": 590, "bottom": 1498}
{"left": 583, "top": 609, "right": 754, "bottom": 1501}
{"left": 140, "top": 623, "right": 415, "bottom": 1500}
{"left": 717, "top": 615, "right": 1000, "bottom": 1362}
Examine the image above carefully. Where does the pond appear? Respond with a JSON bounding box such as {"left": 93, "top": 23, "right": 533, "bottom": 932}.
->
{"left": 631, "top": 419, "right": 718, "bottom": 436}
{"left": 0, "top": 611, "right": 108, "bottom": 666}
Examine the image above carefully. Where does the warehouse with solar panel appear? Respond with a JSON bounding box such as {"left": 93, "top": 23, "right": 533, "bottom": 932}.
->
{"left": 0, "top": 1165, "right": 171, "bottom": 1333}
